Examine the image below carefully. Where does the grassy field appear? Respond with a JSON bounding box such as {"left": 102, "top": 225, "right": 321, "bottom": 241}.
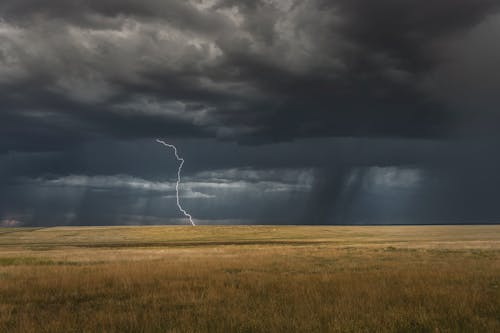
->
{"left": 0, "top": 225, "right": 499, "bottom": 332}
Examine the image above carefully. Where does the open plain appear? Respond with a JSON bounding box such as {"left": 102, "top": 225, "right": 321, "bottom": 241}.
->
{"left": 0, "top": 225, "right": 499, "bottom": 332}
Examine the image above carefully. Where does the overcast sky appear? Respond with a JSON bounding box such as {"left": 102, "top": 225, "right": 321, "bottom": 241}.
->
{"left": 1, "top": 0, "right": 500, "bottom": 226}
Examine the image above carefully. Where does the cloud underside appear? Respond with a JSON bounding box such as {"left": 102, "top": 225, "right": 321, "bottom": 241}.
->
{"left": 1, "top": 0, "right": 500, "bottom": 153}
{"left": 3, "top": 137, "right": 500, "bottom": 225}
{"left": 0, "top": 165, "right": 432, "bottom": 225}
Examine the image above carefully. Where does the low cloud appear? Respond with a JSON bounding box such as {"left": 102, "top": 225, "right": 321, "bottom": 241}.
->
{"left": 0, "top": 219, "right": 22, "bottom": 227}
{"left": 37, "top": 168, "right": 313, "bottom": 199}
{"left": 43, "top": 175, "right": 176, "bottom": 192}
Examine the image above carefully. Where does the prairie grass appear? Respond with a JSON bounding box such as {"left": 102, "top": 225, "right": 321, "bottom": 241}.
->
{"left": 0, "top": 226, "right": 499, "bottom": 332}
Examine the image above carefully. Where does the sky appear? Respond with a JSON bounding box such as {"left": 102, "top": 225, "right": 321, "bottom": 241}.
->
{"left": 1, "top": 0, "right": 500, "bottom": 226}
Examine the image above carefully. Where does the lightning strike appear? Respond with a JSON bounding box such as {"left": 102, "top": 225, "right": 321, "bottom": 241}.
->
{"left": 156, "top": 139, "right": 196, "bottom": 226}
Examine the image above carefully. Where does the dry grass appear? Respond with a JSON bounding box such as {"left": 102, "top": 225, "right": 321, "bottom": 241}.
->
{"left": 0, "top": 226, "right": 499, "bottom": 332}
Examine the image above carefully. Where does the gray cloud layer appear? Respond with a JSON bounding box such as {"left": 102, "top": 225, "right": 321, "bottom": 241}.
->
{"left": 1, "top": 0, "right": 499, "bottom": 150}
{"left": 1, "top": 1, "right": 500, "bottom": 225}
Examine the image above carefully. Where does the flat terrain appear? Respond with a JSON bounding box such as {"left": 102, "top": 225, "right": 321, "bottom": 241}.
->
{"left": 0, "top": 225, "right": 499, "bottom": 332}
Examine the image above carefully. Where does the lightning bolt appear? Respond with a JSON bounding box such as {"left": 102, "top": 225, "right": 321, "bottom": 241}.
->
{"left": 156, "top": 139, "right": 196, "bottom": 226}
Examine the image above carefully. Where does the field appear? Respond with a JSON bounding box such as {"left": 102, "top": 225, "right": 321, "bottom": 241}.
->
{"left": 0, "top": 225, "right": 499, "bottom": 332}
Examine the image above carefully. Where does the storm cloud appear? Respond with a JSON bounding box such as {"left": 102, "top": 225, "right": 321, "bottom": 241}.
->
{"left": 1, "top": 0, "right": 500, "bottom": 225}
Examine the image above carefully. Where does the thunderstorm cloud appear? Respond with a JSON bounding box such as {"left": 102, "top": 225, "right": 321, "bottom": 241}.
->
{"left": 1, "top": 0, "right": 500, "bottom": 225}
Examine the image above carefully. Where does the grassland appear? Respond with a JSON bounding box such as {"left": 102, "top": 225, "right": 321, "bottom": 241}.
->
{"left": 0, "top": 225, "right": 499, "bottom": 332}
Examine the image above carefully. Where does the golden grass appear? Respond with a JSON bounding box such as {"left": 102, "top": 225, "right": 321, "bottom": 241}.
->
{"left": 0, "top": 226, "right": 499, "bottom": 332}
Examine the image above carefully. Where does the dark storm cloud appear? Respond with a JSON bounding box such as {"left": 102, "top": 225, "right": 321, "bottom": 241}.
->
{"left": 1, "top": 1, "right": 500, "bottom": 225}
{"left": 3, "top": 137, "right": 500, "bottom": 225}
{"left": 1, "top": 0, "right": 499, "bottom": 146}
